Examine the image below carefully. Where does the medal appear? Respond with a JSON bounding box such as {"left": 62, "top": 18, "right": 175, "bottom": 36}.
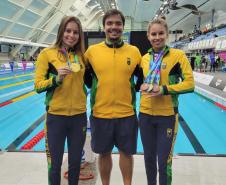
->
{"left": 59, "top": 48, "right": 81, "bottom": 73}
{"left": 140, "top": 83, "right": 150, "bottom": 91}
{"left": 147, "top": 84, "right": 153, "bottom": 92}
{"left": 143, "top": 47, "right": 166, "bottom": 93}
{"left": 70, "top": 63, "right": 80, "bottom": 72}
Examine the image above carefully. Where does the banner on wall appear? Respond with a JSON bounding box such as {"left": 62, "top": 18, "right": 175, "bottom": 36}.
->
{"left": 218, "top": 51, "right": 226, "bottom": 62}
{"left": 122, "top": 32, "right": 131, "bottom": 44}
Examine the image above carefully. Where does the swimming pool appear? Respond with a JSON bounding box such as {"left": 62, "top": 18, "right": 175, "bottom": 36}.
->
{"left": 0, "top": 70, "right": 226, "bottom": 155}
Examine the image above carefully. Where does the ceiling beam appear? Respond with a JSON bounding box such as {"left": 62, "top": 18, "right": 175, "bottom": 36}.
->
{"left": 28, "top": 0, "right": 76, "bottom": 57}
{"left": 2, "top": 0, "right": 34, "bottom": 36}
{"left": 10, "top": 2, "right": 56, "bottom": 57}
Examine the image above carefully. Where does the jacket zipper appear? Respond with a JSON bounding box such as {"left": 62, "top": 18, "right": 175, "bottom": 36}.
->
{"left": 69, "top": 54, "right": 72, "bottom": 115}
{"left": 113, "top": 47, "right": 116, "bottom": 117}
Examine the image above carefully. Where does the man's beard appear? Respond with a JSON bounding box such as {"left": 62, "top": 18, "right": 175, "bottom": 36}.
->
{"left": 109, "top": 37, "right": 121, "bottom": 42}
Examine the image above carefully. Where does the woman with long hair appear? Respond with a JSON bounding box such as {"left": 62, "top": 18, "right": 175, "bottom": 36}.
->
{"left": 35, "top": 16, "right": 87, "bottom": 185}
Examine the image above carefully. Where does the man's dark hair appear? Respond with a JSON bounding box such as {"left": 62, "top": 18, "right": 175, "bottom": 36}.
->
{"left": 102, "top": 9, "right": 125, "bottom": 27}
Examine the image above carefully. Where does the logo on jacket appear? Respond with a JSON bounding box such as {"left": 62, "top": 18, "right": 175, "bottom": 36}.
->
{"left": 127, "top": 57, "right": 131, "bottom": 65}
{"left": 167, "top": 128, "right": 173, "bottom": 138}
{"left": 161, "top": 63, "right": 167, "bottom": 69}
{"left": 83, "top": 126, "right": 87, "bottom": 134}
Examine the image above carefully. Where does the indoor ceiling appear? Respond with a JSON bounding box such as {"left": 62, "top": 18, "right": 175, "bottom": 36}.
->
{"left": 117, "top": 0, "right": 226, "bottom": 33}
{"left": 0, "top": 0, "right": 226, "bottom": 55}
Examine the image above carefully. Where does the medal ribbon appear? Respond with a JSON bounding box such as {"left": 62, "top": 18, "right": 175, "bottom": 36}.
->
{"left": 144, "top": 47, "right": 166, "bottom": 85}
{"left": 59, "top": 48, "right": 79, "bottom": 67}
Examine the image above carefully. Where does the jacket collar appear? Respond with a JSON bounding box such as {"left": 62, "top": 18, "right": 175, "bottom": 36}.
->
{"left": 148, "top": 45, "right": 170, "bottom": 57}
{"left": 105, "top": 38, "right": 124, "bottom": 48}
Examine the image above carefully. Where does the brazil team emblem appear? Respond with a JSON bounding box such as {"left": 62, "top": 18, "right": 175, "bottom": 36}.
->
{"left": 167, "top": 128, "right": 172, "bottom": 138}
{"left": 127, "top": 58, "right": 131, "bottom": 65}
{"left": 161, "top": 63, "right": 167, "bottom": 69}
{"left": 83, "top": 126, "right": 87, "bottom": 135}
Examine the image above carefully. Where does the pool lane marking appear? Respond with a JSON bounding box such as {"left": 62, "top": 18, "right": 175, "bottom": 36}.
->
{"left": 0, "top": 73, "right": 34, "bottom": 81}
{"left": 195, "top": 86, "right": 226, "bottom": 110}
{"left": 0, "top": 91, "right": 36, "bottom": 107}
{"left": 215, "top": 102, "right": 226, "bottom": 110}
{"left": 20, "top": 130, "right": 45, "bottom": 150}
{"left": 6, "top": 114, "right": 45, "bottom": 151}
{"left": 0, "top": 79, "right": 34, "bottom": 90}
{"left": 0, "top": 86, "right": 33, "bottom": 99}
{"left": 13, "top": 91, "right": 36, "bottom": 101}
{"left": 179, "top": 114, "right": 206, "bottom": 154}
{"left": 195, "top": 91, "right": 226, "bottom": 110}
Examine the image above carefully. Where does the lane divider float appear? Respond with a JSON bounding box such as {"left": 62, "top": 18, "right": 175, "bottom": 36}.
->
{"left": 20, "top": 130, "right": 45, "bottom": 150}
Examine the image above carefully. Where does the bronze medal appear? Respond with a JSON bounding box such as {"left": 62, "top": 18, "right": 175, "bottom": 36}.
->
{"left": 141, "top": 83, "right": 150, "bottom": 91}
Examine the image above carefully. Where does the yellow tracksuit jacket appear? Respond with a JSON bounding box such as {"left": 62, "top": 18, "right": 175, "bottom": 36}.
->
{"left": 34, "top": 47, "right": 86, "bottom": 116}
{"left": 85, "top": 41, "right": 141, "bottom": 118}
{"left": 140, "top": 47, "right": 194, "bottom": 116}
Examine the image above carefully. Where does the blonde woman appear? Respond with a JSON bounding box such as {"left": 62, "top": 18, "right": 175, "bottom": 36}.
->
{"left": 139, "top": 18, "right": 194, "bottom": 185}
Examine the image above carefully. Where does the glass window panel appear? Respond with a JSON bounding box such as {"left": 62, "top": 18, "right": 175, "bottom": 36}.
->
{"left": 8, "top": 24, "right": 32, "bottom": 38}
{"left": 18, "top": 10, "right": 40, "bottom": 26}
{"left": 0, "top": 0, "right": 20, "bottom": 19}
{"left": 0, "top": 19, "right": 11, "bottom": 34}
{"left": 29, "top": 0, "right": 48, "bottom": 12}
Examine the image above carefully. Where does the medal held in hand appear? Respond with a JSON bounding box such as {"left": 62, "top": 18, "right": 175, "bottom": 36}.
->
{"left": 70, "top": 63, "right": 80, "bottom": 72}
{"left": 70, "top": 55, "right": 80, "bottom": 72}
{"left": 147, "top": 84, "right": 153, "bottom": 92}
{"left": 143, "top": 48, "right": 165, "bottom": 92}
{"left": 141, "top": 83, "right": 153, "bottom": 92}
{"left": 60, "top": 48, "right": 81, "bottom": 73}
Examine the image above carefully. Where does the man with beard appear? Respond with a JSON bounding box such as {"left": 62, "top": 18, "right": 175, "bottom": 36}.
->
{"left": 85, "top": 9, "right": 143, "bottom": 185}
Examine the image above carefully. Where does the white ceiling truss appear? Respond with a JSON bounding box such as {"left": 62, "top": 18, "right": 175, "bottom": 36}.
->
{"left": 0, "top": 0, "right": 226, "bottom": 58}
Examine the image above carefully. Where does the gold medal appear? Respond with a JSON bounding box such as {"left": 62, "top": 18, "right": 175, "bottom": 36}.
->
{"left": 70, "top": 63, "right": 80, "bottom": 72}
{"left": 147, "top": 84, "right": 153, "bottom": 92}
